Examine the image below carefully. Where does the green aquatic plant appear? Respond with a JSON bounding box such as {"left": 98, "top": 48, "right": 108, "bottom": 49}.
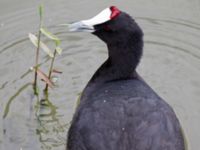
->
{"left": 40, "top": 27, "right": 62, "bottom": 93}
{"left": 3, "top": 5, "right": 63, "bottom": 119}
{"left": 32, "top": 5, "right": 43, "bottom": 95}
{"left": 28, "top": 5, "right": 62, "bottom": 96}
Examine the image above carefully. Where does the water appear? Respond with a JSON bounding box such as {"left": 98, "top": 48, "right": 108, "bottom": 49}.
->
{"left": 0, "top": 0, "right": 200, "bottom": 149}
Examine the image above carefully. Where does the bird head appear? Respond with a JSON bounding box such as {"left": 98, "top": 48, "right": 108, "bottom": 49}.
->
{"left": 69, "top": 6, "right": 143, "bottom": 45}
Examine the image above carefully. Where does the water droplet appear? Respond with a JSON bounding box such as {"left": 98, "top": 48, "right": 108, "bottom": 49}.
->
{"left": 29, "top": 66, "right": 34, "bottom": 71}
{"left": 51, "top": 76, "right": 59, "bottom": 83}
{"left": 103, "top": 100, "right": 106, "bottom": 103}
{"left": 122, "top": 127, "right": 125, "bottom": 131}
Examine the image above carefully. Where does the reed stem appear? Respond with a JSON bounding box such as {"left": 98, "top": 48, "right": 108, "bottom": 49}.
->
{"left": 44, "top": 49, "right": 57, "bottom": 92}
{"left": 33, "top": 14, "right": 42, "bottom": 95}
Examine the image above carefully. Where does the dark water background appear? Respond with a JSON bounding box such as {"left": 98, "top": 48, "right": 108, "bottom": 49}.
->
{"left": 0, "top": 0, "right": 200, "bottom": 149}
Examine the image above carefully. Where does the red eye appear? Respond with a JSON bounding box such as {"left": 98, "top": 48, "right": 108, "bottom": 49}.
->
{"left": 103, "top": 25, "right": 111, "bottom": 31}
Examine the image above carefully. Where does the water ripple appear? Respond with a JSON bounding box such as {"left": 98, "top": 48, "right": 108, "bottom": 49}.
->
{"left": 137, "top": 17, "right": 200, "bottom": 31}
{"left": 145, "top": 40, "right": 200, "bottom": 61}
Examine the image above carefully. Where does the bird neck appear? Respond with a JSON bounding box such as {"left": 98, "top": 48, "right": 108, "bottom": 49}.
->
{"left": 91, "top": 32, "right": 143, "bottom": 83}
{"left": 80, "top": 31, "right": 143, "bottom": 102}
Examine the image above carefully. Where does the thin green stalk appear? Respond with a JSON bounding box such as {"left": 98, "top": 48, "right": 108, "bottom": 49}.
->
{"left": 33, "top": 11, "right": 43, "bottom": 95}
{"left": 44, "top": 49, "right": 57, "bottom": 92}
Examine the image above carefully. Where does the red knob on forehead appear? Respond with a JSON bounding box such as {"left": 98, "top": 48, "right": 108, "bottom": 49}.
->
{"left": 110, "top": 6, "right": 121, "bottom": 19}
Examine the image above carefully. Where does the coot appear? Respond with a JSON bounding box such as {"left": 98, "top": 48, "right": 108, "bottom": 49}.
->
{"left": 67, "top": 6, "right": 185, "bottom": 150}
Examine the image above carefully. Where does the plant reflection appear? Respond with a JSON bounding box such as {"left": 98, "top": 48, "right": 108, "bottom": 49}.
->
{"left": 35, "top": 93, "right": 69, "bottom": 150}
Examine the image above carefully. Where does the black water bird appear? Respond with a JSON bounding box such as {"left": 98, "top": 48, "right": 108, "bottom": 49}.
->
{"left": 67, "top": 6, "right": 185, "bottom": 150}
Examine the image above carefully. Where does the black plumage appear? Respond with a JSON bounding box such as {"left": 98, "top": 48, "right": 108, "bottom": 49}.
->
{"left": 67, "top": 9, "right": 185, "bottom": 150}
